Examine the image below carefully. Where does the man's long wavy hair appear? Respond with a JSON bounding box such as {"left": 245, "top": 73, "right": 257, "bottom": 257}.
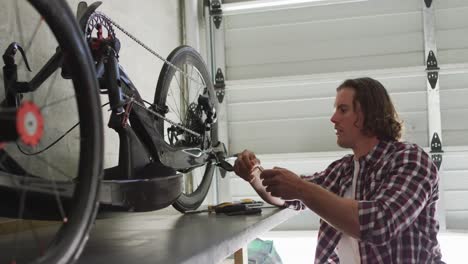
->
{"left": 337, "top": 77, "right": 403, "bottom": 141}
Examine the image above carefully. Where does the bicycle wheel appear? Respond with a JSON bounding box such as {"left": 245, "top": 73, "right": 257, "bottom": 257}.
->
{"left": 0, "top": 0, "right": 103, "bottom": 263}
{"left": 154, "top": 46, "right": 218, "bottom": 212}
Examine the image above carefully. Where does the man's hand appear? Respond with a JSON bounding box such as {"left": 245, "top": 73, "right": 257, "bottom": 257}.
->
{"left": 260, "top": 167, "right": 304, "bottom": 200}
{"left": 233, "top": 150, "right": 260, "bottom": 182}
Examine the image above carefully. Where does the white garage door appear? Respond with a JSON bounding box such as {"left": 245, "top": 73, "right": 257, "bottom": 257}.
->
{"left": 208, "top": 0, "right": 468, "bottom": 229}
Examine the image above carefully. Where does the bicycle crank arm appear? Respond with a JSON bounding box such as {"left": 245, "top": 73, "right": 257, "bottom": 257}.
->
{"left": 211, "top": 141, "right": 235, "bottom": 172}
{"left": 158, "top": 148, "right": 211, "bottom": 171}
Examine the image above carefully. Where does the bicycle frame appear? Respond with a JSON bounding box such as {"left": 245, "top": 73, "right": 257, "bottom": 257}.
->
{"left": 116, "top": 66, "right": 224, "bottom": 171}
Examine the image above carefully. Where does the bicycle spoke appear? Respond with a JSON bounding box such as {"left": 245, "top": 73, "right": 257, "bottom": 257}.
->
{"left": 188, "top": 64, "right": 195, "bottom": 101}
{"left": 40, "top": 95, "right": 76, "bottom": 111}
{"left": 24, "top": 18, "right": 43, "bottom": 58}
{"left": 13, "top": 146, "right": 74, "bottom": 218}
{"left": 18, "top": 17, "right": 43, "bottom": 69}
{"left": 36, "top": 135, "right": 73, "bottom": 222}
{"left": 41, "top": 70, "right": 60, "bottom": 108}
{"left": 32, "top": 154, "right": 74, "bottom": 182}
{"left": 14, "top": 2, "right": 26, "bottom": 55}
{"left": 15, "top": 1, "right": 33, "bottom": 103}
{"left": 168, "top": 87, "right": 182, "bottom": 122}
{"left": 12, "top": 173, "right": 30, "bottom": 263}
{"left": 51, "top": 172, "right": 68, "bottom": 223}
{"left": 192, "top": 65, "right": 207, "bottom": 99}
{"left": 30, "top": 155, "right": 71, "bottom": 222}
{"left": 9, "top": 164, "right": 51, "bottom": 262}
{"left": 26, "top": 219, "right": 45, "bottom": 257}
{"left": 171, "top": 74, "right": 184, "bottom": 120}
{"left": 174, "top": 71, "right": 190, "bottom": 110}
{"left": 0, "top": 150, "right": 10, "bottom": 174}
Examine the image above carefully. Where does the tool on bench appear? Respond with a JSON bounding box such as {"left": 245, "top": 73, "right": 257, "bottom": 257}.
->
{"left": 184, "top": 199, "right": 270, "bottom": 215}
{"left": 216, "top": 203, "right": 262, "bottom": 216}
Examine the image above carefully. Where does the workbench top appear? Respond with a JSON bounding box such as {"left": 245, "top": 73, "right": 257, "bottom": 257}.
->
{"left": 78, "top": 206, "right": 300, "bottom": 264}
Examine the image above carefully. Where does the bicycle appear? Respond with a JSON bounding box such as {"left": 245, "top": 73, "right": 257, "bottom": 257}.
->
{"left": 81, "top": 2, "right": 230, "bottom": 212}
{"left": 0, "top": 1, "right": 231, "bottom": 263}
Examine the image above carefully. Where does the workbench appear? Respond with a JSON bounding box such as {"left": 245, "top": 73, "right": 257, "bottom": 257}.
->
{"left": 77, "top": 207, "right": 300, "bottom": 264}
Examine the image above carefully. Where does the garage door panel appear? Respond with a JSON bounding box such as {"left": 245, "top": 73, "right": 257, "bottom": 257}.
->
{"left": 443, "top": 132, "right": 468, "bottom": 147}
{"left": 446, "top": 211, "right": 468, "bottom": 229}
{"left": 438, "top": 49, "right": 468, "bottom": 65}
{"left": 227, "top": 82, "right": 340, "bottom": 103}
{"left": 227, "top": 52, "right": 423, "bottom": 80}
{"left": 228, "top": 92, "right": 427, "bottom": 122}
{"left": 435, "top": 0, "right": 468, "bottom": 10}
{"left": 226, "top": 33, "right": 423, "bottom": 67}
{"left": 228, "top": 98, "right": 334, "bottom": 122}
{"left": 442, "top": 150, "right": 468, "bottom": 170}
{"left": 440, "top": 73, "right": 468, "bottom": 91}
{"left": 440, "top": 90, "right": 468, "bottom": 110}
{"left": 441, "top": 110, "right": 468, "bottom": 130}
{"left": 225, "top": 0, "right": 420, "bottom": 30}
{"left": 444, "top": 191, "right": 468, "bottom": 210}
{"left": 442, "top": 170, "right": 468, "bottom": 190}
{"left": 436, "top": 28, "right": 468, "bottom": 51}
{"left": 435, "top": 6, "right": 468, "bottom": 30}
{"left": 226, "top": 74, "right": 426, "bottom": 103}
{"left": 226, "top": 13, "right": 421, "bottom": 48}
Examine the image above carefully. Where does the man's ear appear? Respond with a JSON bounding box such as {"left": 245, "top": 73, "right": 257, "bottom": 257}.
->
{"left": 354, "top": 103, "right": 365, "bottom": 127}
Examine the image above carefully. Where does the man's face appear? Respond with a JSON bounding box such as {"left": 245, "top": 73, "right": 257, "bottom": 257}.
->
{"left": 330, "top": 87, "right": 365, "bottom": 149}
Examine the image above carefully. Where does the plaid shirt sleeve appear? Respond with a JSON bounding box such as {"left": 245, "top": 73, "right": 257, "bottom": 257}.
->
{"left": 284, "top": 157, "right": 348, "bottom": 211}
{"left": 358, "top": 145, "right": 438, "bottom": 245}
{"left": 283, "top": 199, "right": 306, "bottom": 210}
{"left": 282, "top": 170, "right": 328, "bottom": 210}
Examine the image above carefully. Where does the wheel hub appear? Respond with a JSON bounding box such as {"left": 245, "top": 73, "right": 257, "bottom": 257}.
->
{"left": 16, "top": 101, "right": 44, "bottom": 146}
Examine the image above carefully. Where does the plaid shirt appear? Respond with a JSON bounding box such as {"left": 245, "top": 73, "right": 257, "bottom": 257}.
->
{"left": 285, "top": 140, "right": 444, "bottom": 263}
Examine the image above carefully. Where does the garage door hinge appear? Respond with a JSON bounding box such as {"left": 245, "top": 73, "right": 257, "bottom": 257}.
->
{"left": 210, "top": 0, "right": 223, "bottom": 29}
{"left": 426, "top": 50, "right": 439, "bottom": 89}
{"left": 430, "top": 132, "right": 443, "bottom": 170}
{"left": 424, "top": 0, "right": 432, "bottom": 8}
{"left": 214, "top": 68, "right": 226, "bottom": 103}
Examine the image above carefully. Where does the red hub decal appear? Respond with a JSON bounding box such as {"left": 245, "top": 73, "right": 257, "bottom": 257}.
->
{"left": 16, "top": 101, "right": 44, "bottom": 146}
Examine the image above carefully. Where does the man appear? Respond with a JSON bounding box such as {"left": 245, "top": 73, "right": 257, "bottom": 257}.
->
{"left": 234, "top": 77, "right": 444, "bottom": 263}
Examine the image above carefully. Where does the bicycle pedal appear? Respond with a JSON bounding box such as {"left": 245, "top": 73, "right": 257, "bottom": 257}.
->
{"left": 218, "top": 159, "right": 234, "bottom": 172}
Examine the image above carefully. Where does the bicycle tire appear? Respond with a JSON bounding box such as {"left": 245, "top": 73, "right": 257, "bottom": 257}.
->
{"left": 154, "top": 46, "right": 218, "bottom": 212}
{"left": 0, "top": 0, "right": 103, "bottom": 263}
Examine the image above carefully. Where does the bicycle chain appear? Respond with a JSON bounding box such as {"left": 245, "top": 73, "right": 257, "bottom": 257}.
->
{"left": 95, "top": 12, "right": 207, "bottom": 139}
{"left": 96, "top": 12, "right": 205, "bottom": 87}
{"left": 122, "top": 94, "right": 201, "bottom": 138}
